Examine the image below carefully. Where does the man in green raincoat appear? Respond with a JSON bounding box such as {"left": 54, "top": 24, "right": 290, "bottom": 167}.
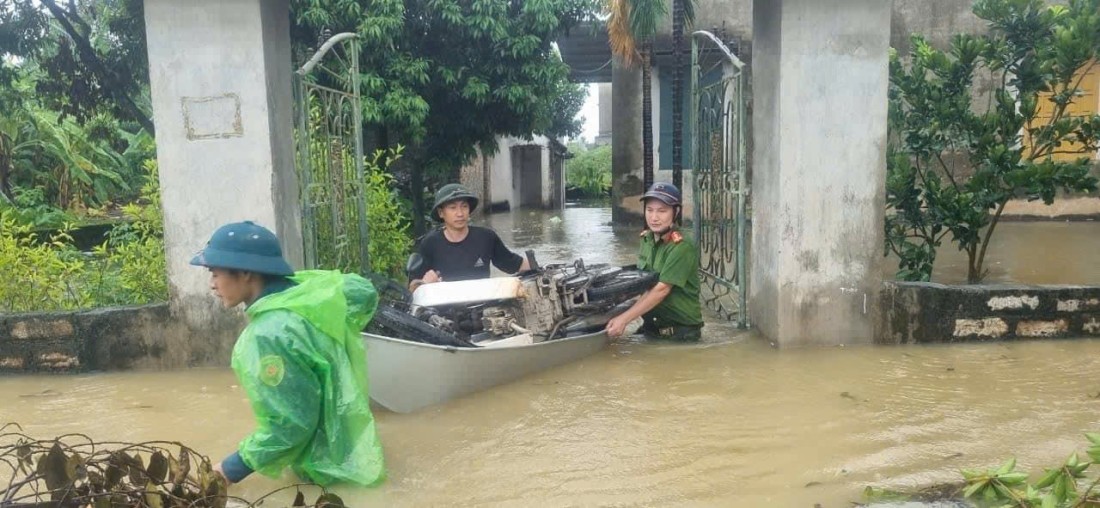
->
{"left": 190, "top": 221, "right": 385, "bottom": 487}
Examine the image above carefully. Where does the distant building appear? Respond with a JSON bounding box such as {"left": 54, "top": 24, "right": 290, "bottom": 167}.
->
{"left": 459, "top": 136, "right": 569, "bottom": 213}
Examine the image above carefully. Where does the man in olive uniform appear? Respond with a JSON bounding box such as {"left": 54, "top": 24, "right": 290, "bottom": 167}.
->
{"left": 408, "top": 183, "right": 531, "bottom": 292}
{"left": 606, "top": 182, "right": 704, "bottom": 341}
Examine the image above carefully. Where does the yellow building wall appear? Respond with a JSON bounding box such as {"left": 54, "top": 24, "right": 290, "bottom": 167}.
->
{"left": 1025, "top": 60, "right": 1100, "bottom": 161}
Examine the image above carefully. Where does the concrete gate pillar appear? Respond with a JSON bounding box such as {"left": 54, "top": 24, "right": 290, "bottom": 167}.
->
{"left": 749, "top": 0, "right": 892, "bottom": 346}
{"left": 611, "top": 58, "right": 644, "bottom": 225}
{"left": 144, "top": 0, "right": 302, "bottom": 358}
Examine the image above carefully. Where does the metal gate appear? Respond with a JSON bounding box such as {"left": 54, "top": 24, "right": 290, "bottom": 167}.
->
{"left": 690, "top": 31, "right": 749, "bottom": 328}
{"left": 293, "top": 33, "right": 370, "bottom": 274}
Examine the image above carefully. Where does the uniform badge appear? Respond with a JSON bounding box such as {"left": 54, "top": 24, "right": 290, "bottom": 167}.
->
{"left": 669, "top": 231, "right": 683, "bottom": 243}
{"left": 259, "top": 355, "right": 285, "bottom": 387}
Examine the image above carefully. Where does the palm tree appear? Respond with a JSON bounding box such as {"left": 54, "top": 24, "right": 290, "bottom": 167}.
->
{"left": 608, "top": 0, "right": 666, "bottom": 191}
{"left": 670, "top": 0, "right": 694, "bottom": 193}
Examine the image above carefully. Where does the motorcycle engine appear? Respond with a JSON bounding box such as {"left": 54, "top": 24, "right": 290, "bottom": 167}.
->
{"left": 481, "top": 306, "right": 519, "bottom": 336}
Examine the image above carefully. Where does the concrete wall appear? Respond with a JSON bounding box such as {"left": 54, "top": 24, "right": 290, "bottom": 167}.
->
{"left": 459, "top": 147, "right": 489, "bottom": 216}
{"left": 749, "top": 0, "right": 892, "bottom": 347}
{"left": 0, "top": 304, "right": 242, "bottom": 373}
{"left": 684, "top": 0, "right": 1060, "bottom": 47}
{"left": 882, "top": 282, "right": 1100, "bottom": 343}
{"left": 596, "top": 83, "right": 613, "bottom": 146}
{"left": 459, "top": 136, "right": 562, "bottom": 212}
{"left": 144, "top": 0, "right": 302, "bottom": 355}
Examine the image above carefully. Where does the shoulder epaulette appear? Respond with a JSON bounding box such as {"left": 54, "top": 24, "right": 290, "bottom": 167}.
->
{"left": 668, "top": 231, "right": 683, "bottom": 243}
{"left": 640, "top": 229, "right": 650, "bottom": 237}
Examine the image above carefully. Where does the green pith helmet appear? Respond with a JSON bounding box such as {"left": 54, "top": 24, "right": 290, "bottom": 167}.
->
{"left": 189, "top": 221, "right": 294, "bottom": 276}
{"left": 432, "top": 183, "right": 479, "bottom": 217}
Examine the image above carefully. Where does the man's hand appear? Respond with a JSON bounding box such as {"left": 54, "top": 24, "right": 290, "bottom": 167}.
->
{"left": 606, "top": 315, "right": 632, "bottom": 338}
{"left": 604, "top": 283, "right": 672, "bottom": 339}
{"left": 213, "top": 461, "right": 233, "bottom": 486}
{"left": 410, "top": 270, "right": 442, "bottom": 292}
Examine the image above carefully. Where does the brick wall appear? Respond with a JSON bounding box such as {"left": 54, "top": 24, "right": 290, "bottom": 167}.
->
{"left": 881, "top": 282, "right": 1100, "bottom": 344}
{"left": 0, "top": 304, "right": 241, "bottom": 373}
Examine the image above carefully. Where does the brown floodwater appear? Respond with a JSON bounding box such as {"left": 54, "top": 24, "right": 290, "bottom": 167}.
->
{"left": 3, "top": 207, "right": 1099, "bottom": 507}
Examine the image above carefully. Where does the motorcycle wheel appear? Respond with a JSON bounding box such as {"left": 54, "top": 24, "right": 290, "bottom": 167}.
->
{"left": 586, "top": 269, "right": 659, "bottom": 302}
{"left": 369, "top": 305, "right": 476, "bottom": 348}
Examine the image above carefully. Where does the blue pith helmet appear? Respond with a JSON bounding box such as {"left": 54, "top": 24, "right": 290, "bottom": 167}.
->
{"left": 189, "top": 221, "right": 294, "bottom": 276}
{"left": 640, "top": 182, "right": 682, "bottom": 207}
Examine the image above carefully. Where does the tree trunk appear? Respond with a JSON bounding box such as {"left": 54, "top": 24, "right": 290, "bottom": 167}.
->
{"left": 967, "top": 246, "right": 979, "bottom": 284}
{"left": 641, "top": 44, "right": 654, "bottom": 192}
{"left": 38, "top": 0, "right": 155, "bottom": 135}
{"left": 0, "top": 138, "right": 13, "bottom": 203}
{"left": 970, "top": 200, "right": 1009, "bottom": 284}
{"left": 671, "top": 0, "right": 685, "bottom": 196}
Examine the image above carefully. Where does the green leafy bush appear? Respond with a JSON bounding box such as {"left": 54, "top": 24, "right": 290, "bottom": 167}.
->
{"left": 0, "top": 217, "right": 88, "bottom": 312}
{"left": 0, "top": 187, "right": 75, "bottom": 229}
{"left": 0, "top": 160, "right": 166, "bottom": 312}
{"left": 565, "top": 143, "right": 611, "bottom": 199}
{"left": 94, "top": 159, "right": 167, "bottom": 305}
{"left": 958, "top": 433, "right": 1100, "bottom": 507}
{"left": 362, "top": 148, "right": 413, "bottom": 280}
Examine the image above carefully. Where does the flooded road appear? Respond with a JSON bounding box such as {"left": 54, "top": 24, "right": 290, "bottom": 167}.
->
{"left": 4, "top": 207, "right": 1100, "bottom": 506}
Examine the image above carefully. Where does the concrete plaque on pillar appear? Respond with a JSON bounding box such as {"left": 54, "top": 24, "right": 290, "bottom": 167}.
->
{"left": 145, "top": 0, "right": 302, "bottom": 362}
{"left": 750, "top": 0, "right": 892, "bottom": 346}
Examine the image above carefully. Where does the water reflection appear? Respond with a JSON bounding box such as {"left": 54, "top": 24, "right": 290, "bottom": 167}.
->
{"left": 891, "top": 220, "right": 1100, "bottom": 285}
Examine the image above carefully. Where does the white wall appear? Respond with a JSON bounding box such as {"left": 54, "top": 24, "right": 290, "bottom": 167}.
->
{"left": 481, "top": 135, "right": 557, "bottom": 210}
{"left": 145, "top": 0, "right": 301, "bottom": 339}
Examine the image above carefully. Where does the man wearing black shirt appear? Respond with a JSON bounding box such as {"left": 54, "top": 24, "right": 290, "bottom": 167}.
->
{"left": 408, "top": 183, "right": 531, "bottom": 292}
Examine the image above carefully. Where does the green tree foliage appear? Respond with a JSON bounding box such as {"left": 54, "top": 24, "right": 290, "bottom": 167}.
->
{"left": 0, "top": 96, "right": 133, "bottom": 213}
{"left": 0, "top": 62, "right": 151, "bottom": 216}
{"left": 290, "top": 0, "right": 593, "bottom": 231}
{"left": 3, "top": 0, "right": 594, "bottom": 232}
{"left": 565, "top": 142, "right": 611, "bottom": 198}
{"left": 886, "top": 0, "right": 1100, "bottom": 283}
{"left": 0, "top": 0, "right": 153, "bottom": 133}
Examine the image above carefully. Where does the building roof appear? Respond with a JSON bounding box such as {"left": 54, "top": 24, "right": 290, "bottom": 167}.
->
{"left": 557, "top": 22, "right": 749, "bottom": 83}
{"left": 557, "top": 24, "right": 614, "bottom": 82}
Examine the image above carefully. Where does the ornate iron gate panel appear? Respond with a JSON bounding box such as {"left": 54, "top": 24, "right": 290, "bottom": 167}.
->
{"left": 690, "top": 31, "right": 749, "bottom": 328}
{"left": 293, "top": 33, "right": 370, "bottom": 274}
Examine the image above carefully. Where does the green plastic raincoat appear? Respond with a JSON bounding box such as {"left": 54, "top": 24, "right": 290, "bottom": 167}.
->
{"left": 231, "top": 270, "right": 385, "bottom": 487}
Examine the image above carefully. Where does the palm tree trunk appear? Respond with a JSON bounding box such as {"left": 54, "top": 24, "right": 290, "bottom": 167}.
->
{"left": 641, "top": 43, "right": 654, "bottom": 191}
{"left": 671, "top": 0, "right": 685, "bottom": 194}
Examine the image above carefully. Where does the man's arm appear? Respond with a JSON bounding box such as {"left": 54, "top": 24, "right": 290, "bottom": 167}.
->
{"left": 488, "top": 230, "right": 525, "bottom": 274}
{"left": 407, "top": 238, "right": 438, "bottom": 291}
{"left": 605, "top": 283, "right": 672, "bottom": 337}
